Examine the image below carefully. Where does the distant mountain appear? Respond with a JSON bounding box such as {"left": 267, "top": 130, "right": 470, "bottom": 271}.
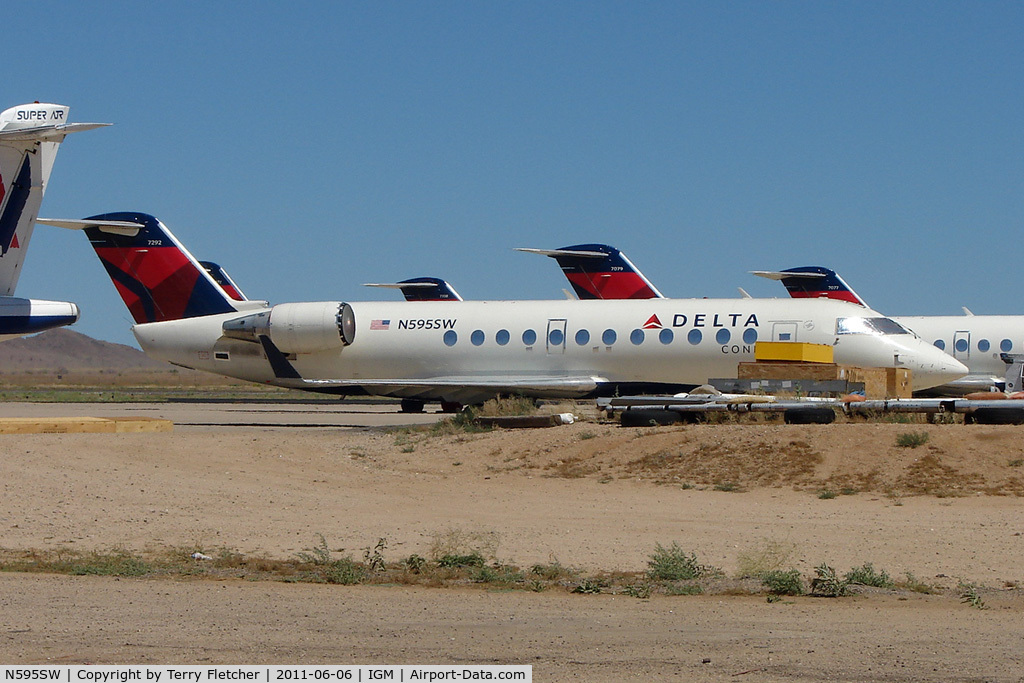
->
{"left": 0, "top": 328, "right": 169, "bottom": 373}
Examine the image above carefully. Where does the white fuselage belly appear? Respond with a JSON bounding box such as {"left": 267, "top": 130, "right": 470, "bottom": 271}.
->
{"left": 132, "top": 298, "right": 966, "bottom": 398}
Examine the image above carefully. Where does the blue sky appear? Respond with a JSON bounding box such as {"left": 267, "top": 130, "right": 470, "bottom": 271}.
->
{"left": 8, "top": 1, "right": 1023, "bottom": 347}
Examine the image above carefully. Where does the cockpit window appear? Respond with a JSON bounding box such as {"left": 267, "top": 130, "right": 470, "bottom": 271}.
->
{"left": 836, "top": 317, "right": 910, "bottom": 336}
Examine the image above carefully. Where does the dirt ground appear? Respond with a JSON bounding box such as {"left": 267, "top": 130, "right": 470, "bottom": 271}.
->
{"left": 0, "top": 404, "right": 1022, "bottom": 681}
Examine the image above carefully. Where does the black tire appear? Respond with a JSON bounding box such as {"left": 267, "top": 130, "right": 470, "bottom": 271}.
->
{"left": 620, "top": 409, "right": 680, "bottom": 427}
{"left": 440, "top": 401, "right": 463, "bottom": 413}
{"left": 784, "top": 407, "right": 836, "bottom": 424}
{"left": 400, "top": 398, "right": 425, "bottom": 413}
{"left": 969, "top": 407, "right": 1024, "bottom": 425}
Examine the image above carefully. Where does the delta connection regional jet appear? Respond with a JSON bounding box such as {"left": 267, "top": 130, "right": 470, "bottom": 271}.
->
{"left": 40, "top": 213, "right": 965, "bottom": 412}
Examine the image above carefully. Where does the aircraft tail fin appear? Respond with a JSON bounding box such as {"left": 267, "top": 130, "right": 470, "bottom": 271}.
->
{"left": 363, "top": 277, "right": 463, "bottom": 302}
{"left": 0, "top": 103, "right": 109, "bottom": 296}
{"left": 750, "top": 266, "right": 870, "bottom": 307}
{"left": 516, "top": 244, "right": 664, "bottom": 300}
{"left": 39, "top": 213, "right": 244, "bottom": 324}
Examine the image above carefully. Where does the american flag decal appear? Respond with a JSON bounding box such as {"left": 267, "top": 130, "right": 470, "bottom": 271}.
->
{"left": 370, "top": 319, "right": 390, "bottom": 330}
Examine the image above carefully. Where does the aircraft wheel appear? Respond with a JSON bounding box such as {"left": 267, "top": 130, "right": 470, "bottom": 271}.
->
{"left": 400, "top": 398, "right": 425, "bottom": 414}
{"left": 970, "top": 407, "right": 1024, "bottom": 425}
{"left": 784, "top": 407, "right": 836, "bottom": 424}
{"left": 440, "top": 401, "right": 463, "bottom": 413}
{"left": 620, "top": 409, "right": 680, "bottom": 427}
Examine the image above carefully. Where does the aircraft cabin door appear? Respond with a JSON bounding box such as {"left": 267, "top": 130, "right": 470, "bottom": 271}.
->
{"left": 772, "top": 322, "right": 798, "bottom": 343}
{"left": 953, "top": 330, "right": 971, "bottom": 361}
{"left": 546, "top": 319, "right": 567, "bottom": 354}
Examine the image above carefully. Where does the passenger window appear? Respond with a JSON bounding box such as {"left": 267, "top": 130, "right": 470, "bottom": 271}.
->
{"left": 687, "top": 329, "right": 702, "bottom": 345}
{"left": 495, "top": 329, "right": 510, "bottom": 345}
{"left": 575, "top": 329, "right": 590, "bottom": 345}
{"left": 955, "top": 338, "right": 969, "bottom": 353}
{"left": 549, "top": 329, "right": 564, "bottom": 346}
{"left": 716, "top": 329, "right": 731, "bottom": 344}
{"left": 1001, "top": 339, "right": 1013, "bottom": 352}
{"left": 659, "top": 328, "right": 673, "bottom": 345}
{"left": 602, "top": 329, "right": 617, "bottom": 345}
{"left": 443, "top": 330, "right": 458, "bottom": 347}
{"left": 743, "top": 328, "right": 757, "bottom": 344}
{"left": 934, "top": 340, "right": 945, "bottom": 351}
{"left": 522, "top": 329, "right": 537, "bottom": 345}
{"left": 471, "top": 330, "right": 485, "bottom": 346}
{"left": 630, "top": 329, "right": 645, "bottom": 345}
{"left": 978, "top": 339, "right": 990, "bottom": 352}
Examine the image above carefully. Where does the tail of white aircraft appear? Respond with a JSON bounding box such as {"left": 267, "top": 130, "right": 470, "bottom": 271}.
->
{"left": 40, "top": 212, "right": 255, "bottom": 324}
{"left": 0, "top": 103, "right": 108, "bottom": 296}
{"left": 516, "top": 244, "right": 664, "bottom": 300}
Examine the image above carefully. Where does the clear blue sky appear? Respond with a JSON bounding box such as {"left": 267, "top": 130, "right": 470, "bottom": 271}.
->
{"left": 8, "top": 1, "right": 1023, "bottom": 347}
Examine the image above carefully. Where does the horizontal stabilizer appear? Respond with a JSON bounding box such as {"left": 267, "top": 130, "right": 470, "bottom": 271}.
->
{"left": 0, "top": 122, "right": 110, "bottom": 141}
{"left": 750, "top": 270, "right": 827, "bottom": 281}
{"left": 363, "top": 277, "right": 463, "bottom": 302}
{"left": 37, "top": 217, "right": 144, "bottom": 236}
{"left": 514, "top": 247, "right": 610, "bottom": 259}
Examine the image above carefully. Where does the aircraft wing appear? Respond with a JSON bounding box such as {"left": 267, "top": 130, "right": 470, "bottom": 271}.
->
{"left": 275, "top": 374, "right": 606, "bottom": 404}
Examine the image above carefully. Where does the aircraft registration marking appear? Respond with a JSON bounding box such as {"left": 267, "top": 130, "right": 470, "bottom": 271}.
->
{"left": 397, "top": 318, "right": 457, "bottom": 330}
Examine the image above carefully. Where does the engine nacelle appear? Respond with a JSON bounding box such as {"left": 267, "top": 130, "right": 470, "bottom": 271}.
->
{"left": 222, "top": 302, "right": 355, "bottom": 354}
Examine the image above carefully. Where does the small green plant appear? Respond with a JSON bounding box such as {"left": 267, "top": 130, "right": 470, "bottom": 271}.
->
{"left": 362, "top": 538, "right": 387, "bottom": 573}
{"left": 844, "top": 563, "right": 894, "bottom": 588}
{"left": 403, "top": 554, "right": 427, "bottom": 574}
{"left": 896, "top": 431, "right": 930, "bottom": 448}
{"left": 1009, "top": 459, "right": 1023, "bottom": 468}
{"left": 572, "top": 578, "right": 603, "bottom": 594}
{"left": 810, "top": 563, "right": 849, "bottom": 597}
{"left": 624, "top": 583, "right": 652, "bottom": 599}
{"left": 578, "top": 431, "right": 596, "bottom": 440}
{"left": 401, "top": 445, "right": 416, "bottom": 453}
{"left": 818, "top": 490, "right": 837, "bottom": 499}
{"left": 530, "top": 560, "right": 575, "bottom": 581}
{"left": 713, "top": 482, "right": 740, "bottom": 492}
{"left": 760, "top": 569, "right": 804, "bottom": 596}
{"left": 665, "top": 583, "right": 704, "bottom": 596}
{"left": 959, "top": 582, "right": 987, "bottom": 609}
{"left": 295, "top": 534, "right": 334, "bottom": 565}
{"left": 646, "top": 543, "right": 717, "bottom": 581}
{"left": 69, "top": 550, "right": 150, "bottom": 577}
{"left": 840, "top": 487, "right": 858, "bottom": 496}
{"left": 437, "top": 552, "right": 485, "bottom": 568}
{"left": 899, "top": 572, "right": 934, "bottom": 594}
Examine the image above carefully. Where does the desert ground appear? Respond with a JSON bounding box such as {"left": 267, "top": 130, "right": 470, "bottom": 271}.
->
{"left": 0, "top": 400, "right": 1022, "bottom": 681}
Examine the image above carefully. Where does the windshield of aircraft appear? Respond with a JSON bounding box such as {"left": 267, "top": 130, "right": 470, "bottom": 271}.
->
{"left": 836, "top": 317, "right": 911, "bottom": 336}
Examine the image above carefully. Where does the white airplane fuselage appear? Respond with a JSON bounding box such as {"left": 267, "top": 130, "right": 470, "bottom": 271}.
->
{"left": 132, "top": 297, "right": 966, "bottom": 403}
{"left": 894, "top": 315, "right": 1024, "bottom": 393}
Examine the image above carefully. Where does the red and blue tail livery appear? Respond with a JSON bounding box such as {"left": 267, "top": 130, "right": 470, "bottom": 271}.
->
{"left": 78, "top": 212, "right": 241, "bottom": 323}
{"left": 516, "top": 244, "right": 664, "bottom": 300}
{"left": 750, "top": 266, "right": 869, "bottom": 307}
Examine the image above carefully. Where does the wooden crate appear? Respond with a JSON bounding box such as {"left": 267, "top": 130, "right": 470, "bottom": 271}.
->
{"left": 737, "top": 362, "right": 909, "bottom": 399}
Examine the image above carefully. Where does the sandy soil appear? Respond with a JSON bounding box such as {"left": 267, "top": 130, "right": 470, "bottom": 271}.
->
{"left": 0, "top": 404, "right": 1022, "bottom": 681}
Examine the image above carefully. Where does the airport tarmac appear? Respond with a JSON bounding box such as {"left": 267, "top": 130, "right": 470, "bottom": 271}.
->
{"left": 0, "top": 400, "right": 443, "bottom": 429}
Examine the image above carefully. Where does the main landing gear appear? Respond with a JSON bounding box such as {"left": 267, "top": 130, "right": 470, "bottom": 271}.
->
{"left": 399, "top": 399, "right": 465, "bottom": 414}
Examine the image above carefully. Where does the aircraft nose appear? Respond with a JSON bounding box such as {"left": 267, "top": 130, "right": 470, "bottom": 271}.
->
{"left": 910, "top": 346, "right": 968, "bottom": 390}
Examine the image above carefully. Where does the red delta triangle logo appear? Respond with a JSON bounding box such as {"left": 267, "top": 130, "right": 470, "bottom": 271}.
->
{"left": 642, "top": 314, "right": 662, "bottom": 329}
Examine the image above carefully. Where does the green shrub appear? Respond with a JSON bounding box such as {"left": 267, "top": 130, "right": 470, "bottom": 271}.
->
{"left": 896, "top": 431, "right": 930, "bottom": 448}
{"left": 760, "top": 569, "right": 804, "bottom": 595}
{"left": 810, "top": 563, "right": 849, "bottom": 597}
{"left": 646, "top": 542, "right": 716, "bottom": 581}
{"left": 437, "top": 552, "right": 485, "bottom": 568}
{"left": 844, "top": 563, "right": 894, "bottom": 588}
